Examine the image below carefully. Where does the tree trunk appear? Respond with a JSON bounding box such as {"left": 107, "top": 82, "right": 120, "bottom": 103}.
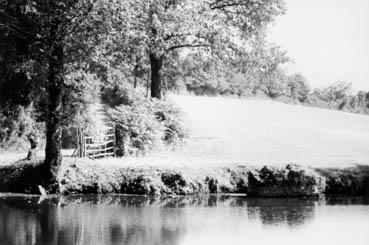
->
{"left": 43, "top": 40, "right": 64, "bottom": 192}
{"left": 76, "top": 127, "right": 85, "bottom": 157}
{"left": 133, "top": 75, "right": 137, "bottom": 89}
{"left": 149, "top": 53, "right": 163, "bottom": 99}
{"left": 133, "top": 57, "right": 140, "bottom": 89}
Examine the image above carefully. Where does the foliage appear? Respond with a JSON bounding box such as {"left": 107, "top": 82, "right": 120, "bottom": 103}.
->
{"left": 248, "top": 164, "right": 325, "bottom": 197}
{"left": 0, "top": 0, "right": 115, "bottom": 158}
{"left": 315, "top": 165, "right": 369, "bottom": 196}
{"left": 0, "top": 105, "right": 44, "bottom": 150}
{"left": 116, "top": 0, "right": 286, "bottom": 98}
{"left": 0, "top": 0, "right": 133, "bottom": 188}
{"left": 150, "top": 99, "right": 190, "bottom": 145}
{"left": 308, "top": 82, "right": 369, "bottom": 114}
{"left": 171, "top": 49, "right": 369, "bottom": 115}
{"left": 312, "top": 81, "right": 352, "bottom": 103}
{"left": 57, "top": 159, "right": 251, "bottom": 195}
{"left": 126, "top": 0, "right": 285, "bottom": 55}
{"left": 106, "top": 85, "right": 189, "bottom": 155}
{"left": 102, "top": 83, "right": 141, "bottom": 108}
{"left": 168, "top": 39, "right": 291, "bottom": 98}
{"left": 287, "top": 73, "right": 311, "bottom": 103}
{"left": 108, "top": 103, "right": 163, "bottom": 156}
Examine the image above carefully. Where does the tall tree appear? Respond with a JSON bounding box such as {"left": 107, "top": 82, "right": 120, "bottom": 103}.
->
{"left": 0, "top": 0, "right": 126, "bottom": 190}
{"left": 124, "top": 0, "right": 285, "bottom": 99}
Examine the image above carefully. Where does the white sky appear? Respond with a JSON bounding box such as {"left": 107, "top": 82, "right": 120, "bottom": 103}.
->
{"left": 268, "top": 0, "right": 369, "bottom": 92}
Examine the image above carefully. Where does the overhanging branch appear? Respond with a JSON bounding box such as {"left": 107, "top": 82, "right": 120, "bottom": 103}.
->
{"left": 166, "top": 43, "right": 210, "bottom": 52}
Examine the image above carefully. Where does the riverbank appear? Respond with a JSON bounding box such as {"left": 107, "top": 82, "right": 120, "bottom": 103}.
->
{"left": 1, "top": 157, "right": 368, "bottom": 196}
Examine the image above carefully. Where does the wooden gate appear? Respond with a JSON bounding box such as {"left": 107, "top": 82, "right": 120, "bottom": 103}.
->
{"left": 73, "top": 124, "right": 116, "bottom": 159}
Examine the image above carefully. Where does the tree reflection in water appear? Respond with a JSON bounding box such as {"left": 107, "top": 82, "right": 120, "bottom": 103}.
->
{"left": 246, "top": 198, "right": 317, "bottom": 227}
{"left": 0, "top": 194, "right": 360, "bottom": 245}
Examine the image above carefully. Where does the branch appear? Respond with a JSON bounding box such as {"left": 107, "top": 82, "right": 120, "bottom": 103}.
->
{"left": 166, "top": 43, "right": 210, "bottom": 52}
{"left": 210, "top": 0, "right": 247, "bottom": 10}
{"left": 0, "top": 23, "right": 37, "bottom": 41}
{"left": 164, "top": 32, "right": 191, "bottom": 41}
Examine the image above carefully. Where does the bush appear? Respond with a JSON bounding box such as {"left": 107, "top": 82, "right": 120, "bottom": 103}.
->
{"left": 150, "top": 99, "right": 190, "bottom": 145}
{"left": 287, "top": 73, "right": 311, "bottom": 103}
{"left": 109, "top": 103, "right": 163, "bottom": 156}
{"left": 0, "top": 105, "right": 44, "bottom": 151}
{"left": 106, "top": 86, "right": 189, "bottom": 156}
{"left": 102, "top": 83, "right": 140, "bottom": 107}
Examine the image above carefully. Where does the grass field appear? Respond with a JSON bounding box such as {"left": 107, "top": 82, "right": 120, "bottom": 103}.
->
{"left": 2, "top": 95, "right": 368, "bottom": 168}
{"left": 169, "top": 95, "right": 369, "bottom": 168}
{"left": 0, "top": 150, "right": 74, "bottom": 166}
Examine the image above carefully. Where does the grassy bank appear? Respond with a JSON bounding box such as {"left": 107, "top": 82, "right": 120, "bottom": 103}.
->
{"left": 58, "top": 158, "right": 250, "bottom": 195}
{"left": 4, "top": 157, "right": 364, "bottom": 197}
{"left": 316, "top": 165, "right": 369, "bottom": 195}
{"left": 0, "top": 159, "right": 44, "bottom": 194}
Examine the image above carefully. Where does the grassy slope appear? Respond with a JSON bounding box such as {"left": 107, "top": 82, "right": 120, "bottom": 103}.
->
{"left": 2, "top": 95, "right": 368, "bottom": 169}
{"left": 169, "top": 95, "right": 369, "bottom": 168}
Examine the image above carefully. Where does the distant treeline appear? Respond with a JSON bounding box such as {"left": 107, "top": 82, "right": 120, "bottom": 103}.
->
{"left": 162, "top": 51, "right": 369, "bottom": 115}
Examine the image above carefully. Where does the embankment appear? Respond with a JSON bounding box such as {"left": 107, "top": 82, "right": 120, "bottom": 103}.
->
{"left": 2, "top": 158, "right": 368, "bottom": 197}
{"left": 0, "top": 159, "right": 44, "bottom": 194}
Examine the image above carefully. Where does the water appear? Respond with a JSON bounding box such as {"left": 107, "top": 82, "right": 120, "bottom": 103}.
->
{"left": 0, "top": 195, "right": 368, "bottom": 245}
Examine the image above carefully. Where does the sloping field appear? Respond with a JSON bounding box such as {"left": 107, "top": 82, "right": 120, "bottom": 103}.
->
{"left": 2, "top": 95, "right": 368, "bottom": 169}
{"left": 169, "top": 95, "right": 369, "bottom": 167}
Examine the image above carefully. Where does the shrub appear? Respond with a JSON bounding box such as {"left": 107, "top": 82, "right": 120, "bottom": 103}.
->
{"left": 106, "top": 86, "right": 189, "bottom": 155}
{"left": 109, "top": 103, "right": 163, "bottom": 156}
{"left": 102, "top": 83, "right": 140, "bottom": 107}
{"left": 150, "top": 99, "right": 190, "bottom": 145}
{"left": 0, "top": 105, "right": 44, "bottom": 151}
{"left": 287, "top": 73, "right": 311, "bottom": 103}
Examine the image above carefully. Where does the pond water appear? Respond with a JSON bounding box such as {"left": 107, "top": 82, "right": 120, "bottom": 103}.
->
{"left": 0, "top": 195, "right": 368, "bottom": 245}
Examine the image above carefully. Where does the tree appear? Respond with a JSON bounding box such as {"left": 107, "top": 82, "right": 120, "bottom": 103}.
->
{"left": 243, "top": 38, "right": 290, "bottom": 98}
{"left": 357, "top": 90, "right": 369, "bottom": 108}
{"left": 287, "top": 73, "right": 311, "bottom": 103}
{"left": 124, "top": 0, "right": 286, "bottom": 99}
{"left": 161, "top": 34, "right": 291, "bottom": 98}
{"left": 315, "top": 81, "right": 352, "bottom": 102}
{"left": 0, "top": 0, "right": 127, "bottom": 190}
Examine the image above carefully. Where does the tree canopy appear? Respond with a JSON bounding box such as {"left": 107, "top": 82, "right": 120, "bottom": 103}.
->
{"left": 118, "top": 0, "right": 286, "bottom": 98}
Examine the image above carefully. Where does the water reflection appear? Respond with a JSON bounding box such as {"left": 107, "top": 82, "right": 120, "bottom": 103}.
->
{"left": 0, "top": 195, "right": 368, "bottom": 245}
{"left": 247, "top": 198, "right": 316, "bottom": 226}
